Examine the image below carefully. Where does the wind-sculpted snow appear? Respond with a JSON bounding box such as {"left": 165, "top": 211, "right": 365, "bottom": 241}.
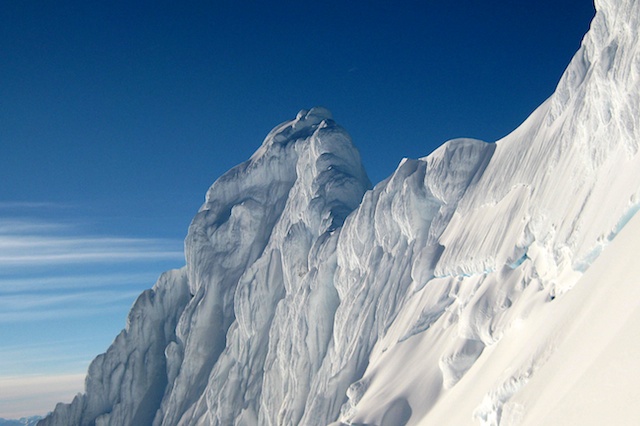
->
{"left": 155, "top": 107, "right": 371, "bottom": 426}
{"left": 39, "top": 269, "right": 190, "bottom": 426}
{"left": 41, "top": 1, "right": 640, "bottom": 425}
{"left": 337, "top": 0, "right": 640, "bottom": 424}
{"left": 299, "top": 139, "right": 495, "bottom": 424}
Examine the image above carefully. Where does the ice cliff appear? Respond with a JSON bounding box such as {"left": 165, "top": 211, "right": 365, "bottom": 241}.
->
{"left": 40, "top": 0, "right": 640, "bottom": 424}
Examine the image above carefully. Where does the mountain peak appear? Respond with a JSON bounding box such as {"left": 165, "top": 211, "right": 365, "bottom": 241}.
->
{"left": 40, "top": 3, "right": 640, "bottom": 424}
{"left": 296, "top": 106, "right": 333, "bottom": 122}
{"left": 251, "top": 106, "right": 336, "bottom": 161}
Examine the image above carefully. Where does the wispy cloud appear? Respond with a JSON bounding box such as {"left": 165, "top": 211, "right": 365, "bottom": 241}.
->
{"left": 0, "top": 289, "right": 142, "bottom": 311}
{"left": 0, "top": 213, "right": 183, "bottom": 320}
{"left": 0, "top": 207, "right": 186, "bottom": 417}
{"left": 0, "top": 234, "right": 183, "bottom": 266}
{"left": 0, "top": 339, "right": 94, "bottom": 377}
{"left": 0, "top": 219, "right": 71, "bottom": 234}
{"left": 0, "top": 201, "right": 70, "bottom": 211}
{"left": 0, "top": 290, "right": 143, "bottom": 323}
{"left": 0, "top": 339, "right": 92, "bottom": 363}
{"left": 0, "top": 249, "right": 183, "bottom": 265}
{"left": 0, "top": 272, "right": 161, "bottom": 293}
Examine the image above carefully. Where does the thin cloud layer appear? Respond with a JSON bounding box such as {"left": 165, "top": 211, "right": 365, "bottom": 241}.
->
{"left": 0, "top": 272, "right": 161, "bottom": 293}
{"left": 0, "top": 208, "right": 187, "bottom": 418}
{"left": 0, "top": 374, "right": 86, "bottom": 418}
{"left": 0, "top": 339, "right": 94, "bottom": 373}
{"left": 0, "top": 289, "right": 143, "bottom": 323}
{"left": 0, "top": 231, "right": 183, "bottom": 266}
{"left": 0, "top": 214, "right": 184, "bottom": 321}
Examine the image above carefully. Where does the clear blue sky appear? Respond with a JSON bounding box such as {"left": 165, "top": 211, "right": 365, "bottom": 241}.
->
{"left": 0, "top": 0, "right": 594, "bottom": 419}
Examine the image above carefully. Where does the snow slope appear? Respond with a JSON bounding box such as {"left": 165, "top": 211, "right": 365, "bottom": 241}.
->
{"left": 40, "top": 0, "right": 640, "bottom": 424}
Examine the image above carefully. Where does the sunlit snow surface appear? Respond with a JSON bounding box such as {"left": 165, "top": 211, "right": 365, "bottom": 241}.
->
{"left": 40, "top": 0, "right": 640, "bottom": 425}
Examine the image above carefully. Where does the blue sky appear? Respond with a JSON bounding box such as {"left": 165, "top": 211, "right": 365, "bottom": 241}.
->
{"left": 1, "top": 0, "right": 595, "bottom": 419}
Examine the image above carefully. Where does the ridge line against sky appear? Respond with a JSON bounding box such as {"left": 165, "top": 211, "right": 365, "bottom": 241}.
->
{"left": 0, "top": 0, "right": 595, "bottom": 419}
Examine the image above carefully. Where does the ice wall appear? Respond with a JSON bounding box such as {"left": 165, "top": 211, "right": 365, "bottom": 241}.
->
{"left": 40, "top": 0, "right": 640, "bottom": 424}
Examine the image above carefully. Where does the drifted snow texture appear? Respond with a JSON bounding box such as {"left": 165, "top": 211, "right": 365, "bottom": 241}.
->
{"left": 41, "top": 1, "right": 640, "bottom": 425}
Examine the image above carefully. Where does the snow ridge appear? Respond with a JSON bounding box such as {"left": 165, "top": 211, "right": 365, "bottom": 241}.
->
{"left": 40, "top": 0, "right": 640, "bottom": 424}
{"left": 39, "top": 269, "right": 191, "bottom": 426}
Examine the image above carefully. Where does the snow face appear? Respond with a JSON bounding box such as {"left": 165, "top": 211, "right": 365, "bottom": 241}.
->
{"left": 158, "top": 107, "right": 370, "bottom": 426}
{"left": 38, "top": 269, "right": 191, "bottom": 426}
{"left": 40, "top": 1, "right": 640, "bottom": 425}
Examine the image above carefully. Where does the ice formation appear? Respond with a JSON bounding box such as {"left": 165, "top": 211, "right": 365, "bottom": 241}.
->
{"left": 40, "top": 0, "right": 640, "bottom": 424}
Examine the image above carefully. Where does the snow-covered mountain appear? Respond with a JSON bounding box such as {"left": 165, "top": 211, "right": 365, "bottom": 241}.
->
{"left": 40, "top": 0, "right": 640, "bottom": 425}
{"left": 0, "top": 417, "right": 42, "bottom": 426}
